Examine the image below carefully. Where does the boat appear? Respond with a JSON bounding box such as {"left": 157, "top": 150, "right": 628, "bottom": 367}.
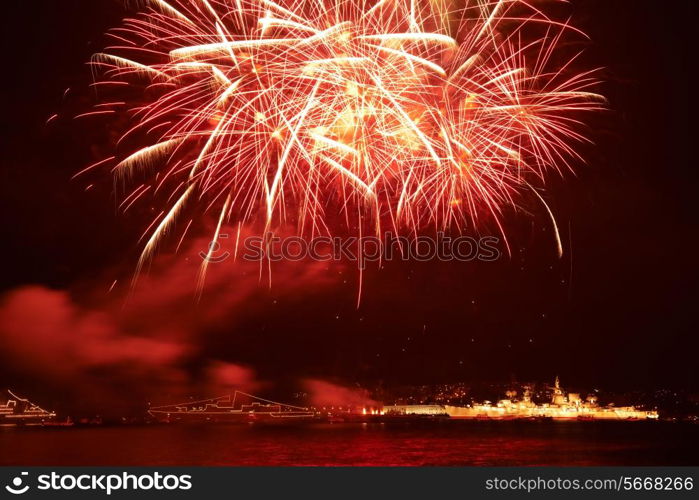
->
{"left": 0, "top": 390, "right": 56, "bottom": 426}
{"left": 148, "top": 391, "right": 316, "bottom": 423}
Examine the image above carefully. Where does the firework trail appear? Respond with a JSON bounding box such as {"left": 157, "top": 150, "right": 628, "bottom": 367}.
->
{"left": 83, "top": 0, "right": 604, "bottom": 277}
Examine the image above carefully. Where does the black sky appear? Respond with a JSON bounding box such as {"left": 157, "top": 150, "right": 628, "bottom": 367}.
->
{"left": 0, "top": 0, "right": 695, "bottom": 395}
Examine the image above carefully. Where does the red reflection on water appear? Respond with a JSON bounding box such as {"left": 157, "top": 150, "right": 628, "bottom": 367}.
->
{"left": 1, "top": 422, "right": 696, "bottom": 466}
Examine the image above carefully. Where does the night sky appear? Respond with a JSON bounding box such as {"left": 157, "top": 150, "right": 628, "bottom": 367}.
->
{"left": 0, "top": 0, "right": 695, "bottom": 413}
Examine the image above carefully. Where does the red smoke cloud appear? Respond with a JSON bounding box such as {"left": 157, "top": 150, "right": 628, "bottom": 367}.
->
{"left": 0, "top": 230, "right": 342, "bottom": 416}
{"left": 303, "top": 379, "right": 378, "bottom": 408}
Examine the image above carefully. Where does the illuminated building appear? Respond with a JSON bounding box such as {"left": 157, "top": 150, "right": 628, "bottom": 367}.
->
{"left": 382, "top": 405, "right": 447, "bottom": 416}
{"left": 443, "top": 377, "right": 659, "bottom": 420}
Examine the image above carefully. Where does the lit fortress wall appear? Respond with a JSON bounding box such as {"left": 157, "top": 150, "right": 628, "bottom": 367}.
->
{"left": 384, "top": 379, "right": 659, "bottom": 420}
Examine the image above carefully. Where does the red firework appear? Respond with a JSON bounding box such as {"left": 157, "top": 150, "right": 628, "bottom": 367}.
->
{"left": 81, "top": 0, "right": 604, "bottom": 274}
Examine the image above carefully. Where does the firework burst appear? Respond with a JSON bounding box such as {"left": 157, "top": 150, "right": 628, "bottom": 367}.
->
{"left": 84, "top": 0, "right": 604, "bottom": 274}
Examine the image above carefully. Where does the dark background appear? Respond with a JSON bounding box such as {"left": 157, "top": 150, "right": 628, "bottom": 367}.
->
{"left": 0, "top": 0, "right": 695, "bottom": 398}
